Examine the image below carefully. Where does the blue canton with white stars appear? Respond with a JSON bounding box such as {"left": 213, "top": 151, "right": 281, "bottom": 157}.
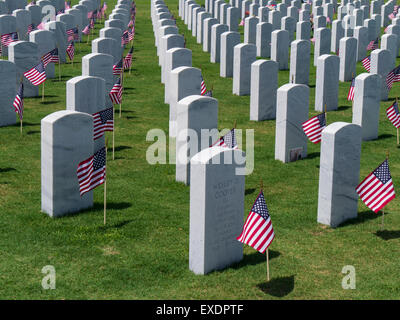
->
{"left": 100, "top": 108, "right": 113, "bottom": 124}
{"left": 93, "top": 147, "right": 106, "bottom": 170}
{"left": 252, "top": 192, "right": 270, "bottom": 220}
{"left": 373, "top": 160, "right": 392, "bottom": 184}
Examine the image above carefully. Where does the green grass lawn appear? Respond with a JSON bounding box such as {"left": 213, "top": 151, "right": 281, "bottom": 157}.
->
{"left": 0, "top": 0, "right": 399, "bottom": 299}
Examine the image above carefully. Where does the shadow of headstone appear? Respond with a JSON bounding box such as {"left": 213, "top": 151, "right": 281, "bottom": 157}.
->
{"left": 375, "top": 230, "right": 400, "bottom": 241}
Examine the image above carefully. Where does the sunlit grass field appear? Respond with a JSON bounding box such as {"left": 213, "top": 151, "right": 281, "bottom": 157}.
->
{"left": 0, "top": 0, "right": 399, "bottom": 299}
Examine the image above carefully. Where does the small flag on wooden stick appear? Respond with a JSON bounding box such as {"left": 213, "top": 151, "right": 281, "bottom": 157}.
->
{"left": 356, "top": 159, "right": 395, "bottom": 214}
{"left": 237, "top": 188, "right": 275, "bottom": 280}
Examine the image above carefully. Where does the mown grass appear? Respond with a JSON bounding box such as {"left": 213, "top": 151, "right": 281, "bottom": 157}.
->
{"left": 0, "top": 0, "right": 399, "bottom": 299}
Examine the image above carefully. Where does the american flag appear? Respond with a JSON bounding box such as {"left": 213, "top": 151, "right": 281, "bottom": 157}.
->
{"left": 90, "top": 17, "right": 95, "bottom": 29}
{"left": 65, "top": 1, "right": 71, "bottom": 10}
{"left": 386, "top": 100, "right": 400, "bottom": 128}
{"left": 302, "top": 113, "right": 326, "bottom": 144}
{"left": 109, "top": 77, "right": 123, "bottom": 105}
{"left": 113, "top": 58, "right": 123, "bottom": 75}
{"left": 123, "top": 47, "right": 133, "bottom": 69}
{"left": 367, "top": 38, "right": 379, "bottom": 51}
{"left": 128, "top": 19, "right": 134, "bottom": 28}
{"left": 203, "top": 90, "right": 213, "bottom": 97}
{"left": 384, "top": 25, "right": 390, "bottom": 34}
{"left": 66, "top": 27, "right": 78, "bottom": 42}
{"left": 347, "top": 77, "right": 355, "bottom": 101}
{"left": 37, "top": 22, "right": 45, "bottom": 30}
{"left": 27, "top": 23, "right": 35, "bottom": 34}
{"left": 82, "top": 24, "right": 91, "bottom": 35}
{"left": 23, "top": 61, "right": 46, "bottom": 86}
{"left": 1, "top": 32, "right": 18, "bottom": 47}
{"left": 239, "top": 18, "right": 244, "bottom": 26}
{"left": 200, "top": 76, "right": 207, "bottom": 95}
{"left": 101, "top": 2, "right": 107, "bottom": 17}
{"left": 87, "top": 11, "right": 93, "bottom": 19}
{"left": 361, "top": 55, "right": 371, "bottom": 72}
{"left": 41, "top": 48, "right": 59, "bottom": 67}
{"left": 128, "top": 27, "right": 135, "bottom": 41}
{"left": 236, "top": 191, "right": 275, "bottom": 254}
{"left": 57, "top": 9, "right": 64, "bottom": 15}
{"left": 92, "top": 10, "right": 98, "bottom": 23}
{"left": 66, "top": 41, "right": 74, "bottom": 60}
{"left": 96, "top": 10, "right": 102, "bottom": 20}
{"left": 356, "top": 159, "right": 395, "bottom": 213}
{"left": 211, "top": 128, "right": 238, "bottom": 149}
{"left": 13, "top": 82, "right": 24, "bottom": 121}
{"left": 121, "top": 30, "right": 129, "bottom": 46}
{"left": 386, "top": 65, "right": 400, "bottom": 91}
{"left": 77, "top": 147, "right": 107, "bottom": 196}
{"left": 93, "top": 107, "right": 114, "bottom": 140}
{"left": 389, "top": 12, "right": 396, "bottom": 20}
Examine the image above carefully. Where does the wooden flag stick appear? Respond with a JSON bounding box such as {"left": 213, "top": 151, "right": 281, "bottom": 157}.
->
{"left": 266, "top": 248, "right": 270, "bottom": 281}
{"left": 260, "top": 178, "right": 270, "bottom": 281}
{"left": 113, "top": 107, "right": 115, "bottom": 160}
{"left": 104, "top": 140, "right": 108, "bottom": 225}
{"left": 120, "top": 72, "right": 122, "bottom": 118}
{"left": 58, "top": 59, "right": 61, "bottom": 81}
{"left": 397, "top": 98, "right": 399, "bottom": 145}
{"left": 42, "top": 82, "right": 45, "bottom": 102}
{"left": 234, "top": 119, "right": 237, "bottom": 129}
{"left": 19, "top": 76, "right": 23, "bottom": 135}
{"left": 381, "top": 150, "right": 390, "bottom": 230}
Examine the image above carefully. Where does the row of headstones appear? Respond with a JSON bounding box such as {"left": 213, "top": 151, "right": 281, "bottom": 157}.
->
{"left": 0, "top": 0, "right": 102, "bottom": 127}
{"left": 183, "top": 0, "right": 400, "bottom": 70}
{"left": 175, "top": 0, "right": 389, "bottom": 271}
{"left": 39, "top": 0, "right": 134, "bottom": 217}
{"left": 180, "top": 0, "right": 387, "bottom": 131}
{"left": 178, "top": 1, "right": 381, "bottom": 158}
{"left": 153, "top": 0, "right": 252, "bottom": 275}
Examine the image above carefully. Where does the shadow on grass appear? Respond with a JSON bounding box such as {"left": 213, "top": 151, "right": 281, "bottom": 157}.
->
{"left": 231, "top": 250, "right": 281, "bottom": 270}
{"left": 126, "top": 116, "right": 138, "bottom": 120}
{"left": 245, "top": 188, "right": 256, "bottom": 195}
{"left": 337, "top": 210, "right": 385, "bottom": 228}
{"left": 257, "top": 275, "right": 295, "bottom": 297}
{"left": 16, "top": 121, "right": 39, "bottom": 127}
{"left": 63, "top": 202, "right": 132, "bottom": 218}
{"left": 375, "top": 230, "right": 400, "bottom": 240}
{"left": 31, "top": 95, "right": 58, "bottom": 99}
{"left": 0, "top": 167, "right": 16, "bottom": 173}
{"left": 26, "top": 130, "right": 40, "bottom": 135}
{"left": 378, "top": 133, "right": 395, "bottom": 140}
{"left": 114, "top": 145, "right": 132, "bottom": 152}
{"left": 40, "top": 100, "right": 60, "bottom": 105}
{"left": 305, "top": 152, "right": 320, "bottom": 160}
{"left": 338, "top": 105, "right": 351, "bottom": 111}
